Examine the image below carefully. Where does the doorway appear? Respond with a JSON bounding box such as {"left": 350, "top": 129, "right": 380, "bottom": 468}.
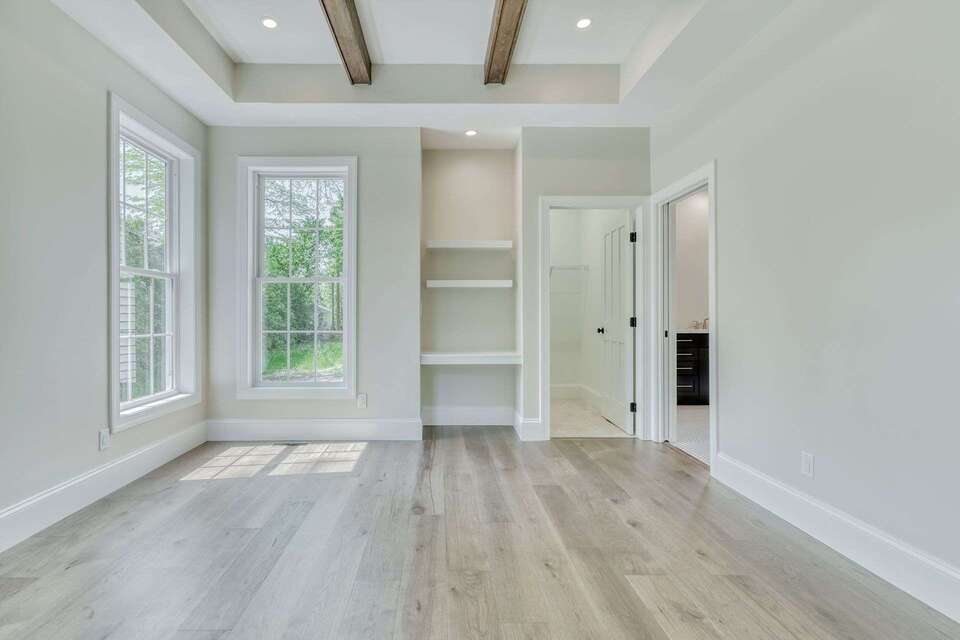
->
{"left": 651, "top": 162, "right": 717, "bottom": 467}
{"left": 546, "top": 207, "right": 636, "bottom": 438}
{"left": 664, "top": 188, "right": 710, "bottom": 462}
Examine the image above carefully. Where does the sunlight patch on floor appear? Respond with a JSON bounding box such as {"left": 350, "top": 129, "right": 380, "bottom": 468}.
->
{"left": 269, "top": 442, "right": 367, "bottom": 476}
{"left": 179, "top": 442, "right": 368, "bottom": 481}
{"left": 180, "top": 445, "right": 284, "bottom": 480}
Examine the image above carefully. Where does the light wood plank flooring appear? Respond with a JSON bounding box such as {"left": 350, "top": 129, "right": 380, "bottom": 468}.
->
{"left": 0, "top": 427, "right": 956, "bottom": 639}
{"left": 551, "top": 398, "right": 633, "bottom": 438}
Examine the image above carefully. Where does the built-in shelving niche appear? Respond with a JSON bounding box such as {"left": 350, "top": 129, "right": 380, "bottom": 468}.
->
{"left": 421, "top": 351, "right": 521, "bottom": 366}
{"left": 420, "top": 148, "right": 521, "bottom": 426}
{"left": 425, "top": 279, "right": 513, "bottom": 289}
{"left": 426, "top": 240, "right": 513, "bottom": 250}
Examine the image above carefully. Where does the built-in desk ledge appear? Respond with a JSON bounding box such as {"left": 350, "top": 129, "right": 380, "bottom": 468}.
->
{"left": 421, "top": 352, "right": 522, "bottom": 365}
{"left": 425, "top": 280, "right": 513, "bottom": 289}
{"left": 426, "top": 240, "right": 513, "bottom": 250}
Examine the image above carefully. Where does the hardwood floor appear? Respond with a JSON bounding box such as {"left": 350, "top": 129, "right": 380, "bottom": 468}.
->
{"left": 0, "top": 427, "right": 956, "bottom": 639}
{"left": 550, "top": 398, "right": 632, "bottom": 438}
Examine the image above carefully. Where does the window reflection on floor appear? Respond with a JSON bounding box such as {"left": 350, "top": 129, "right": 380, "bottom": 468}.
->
{"left": 180, "top": 445, "right": 284, "bottom": 480}
{"left": 270, "top": 442, "right": 367, "bottom": 476}
{"left": 180, "top": 442, "right": 367, "bottom": 481}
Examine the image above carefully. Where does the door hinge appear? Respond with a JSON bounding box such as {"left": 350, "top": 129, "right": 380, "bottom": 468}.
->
{"left": 629, "top": 402, "right": 637, "bottom": 413}
{"left": 664, "top": 330, "right": 669, "bottom": 338}
{"left": 629, "top": 231, "right": 637, "bottom": 242}
{"left": 629, "top": 317, "right": 637, "bottom": 328}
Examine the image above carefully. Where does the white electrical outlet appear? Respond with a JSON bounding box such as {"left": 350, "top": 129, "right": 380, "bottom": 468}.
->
{"left": 357, "top": 393, "right": 367, "bottom": 409}
{"left": 99, "top": 428, "right": 111, "bottom": 451}
{"left": 800, "top": 451, "right": 815, "bottom": 478}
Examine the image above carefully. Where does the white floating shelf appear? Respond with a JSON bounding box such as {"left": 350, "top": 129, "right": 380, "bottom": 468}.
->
{"left": 425, "top": 280, "right": 513, "bottom": 289}
{"left": 426, "top": 240, "right": 513, "bottom": 250}
{"left": 421, "top": 351, "right": 522, "bottom": 366}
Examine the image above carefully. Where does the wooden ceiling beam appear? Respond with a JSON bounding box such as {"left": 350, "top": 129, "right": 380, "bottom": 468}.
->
{"left": 318, "top": 0, "right": 372, "bottom": 85}
{"left": 483, "top": 0, "right": 528, "bottom": 85}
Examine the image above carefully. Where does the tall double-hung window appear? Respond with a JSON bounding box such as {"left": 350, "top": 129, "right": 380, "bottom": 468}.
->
{"left": 117, "top": 136, "right": 175, "bottom": 403}
{"left": 237, "top": 158, "right": 357, "bottom": 399}
{"left": 110, "top": 95, "right": 200, "bottom": 430}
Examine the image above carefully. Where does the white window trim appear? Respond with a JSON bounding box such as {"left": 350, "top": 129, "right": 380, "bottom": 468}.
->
{"left": 109, "top": 94, "right": 202, "bottom": 431}
{"left": 236, "top": 156, "right": 358, "bottom": 400}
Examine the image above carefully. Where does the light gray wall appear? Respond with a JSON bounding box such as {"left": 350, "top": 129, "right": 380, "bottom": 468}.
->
{"left": 207, "top": 127, "right": 421, "bottom": 422}
{"left": 0, "top": 0, "right": 207, "bottom": 510}
{"left": 422, "top": 150, "right": 515, "bottom": 242}
{"left": 520, "top": 128, "right": 651, "bottom": 420}
{"left": 513, "top": 142, "right": 525, "bottom": 419}
{"left": 652, "top": 0, "right": 960, "bottom": 567}
{"left": 549, "top": 211, "right": 585, "bottom": 387}
{"left": 672, "top": 191, "right": 709, "bottom": 330}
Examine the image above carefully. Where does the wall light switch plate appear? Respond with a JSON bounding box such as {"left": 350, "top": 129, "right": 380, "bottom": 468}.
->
{"left": 800, "top": 451, "right": 815, "bottom": 478}
{"left": 99, "top": 428, "right": 111, "bottom": 451}
{"left": 357, "top": 393, "right": 367, "bottom": 409}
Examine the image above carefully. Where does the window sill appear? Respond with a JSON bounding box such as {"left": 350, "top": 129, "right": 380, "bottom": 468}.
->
{"left": 236, "top": 386, "right": 355, "bottom": 401}
{"left": 113, "top": 392, "right": 200, "bottom": 433}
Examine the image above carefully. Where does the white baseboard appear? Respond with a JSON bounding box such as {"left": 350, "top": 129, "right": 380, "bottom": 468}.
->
{"left": 550, "top": 384, "right": 603, "bottom": 410}
{"left": 206, "top": 417, "right": 423, "bottom": 441}
{"left": 713, "top": 452, "right": 960, "bottom": 624}
{"left": 581, "top": 385, "right": 603, "bottom": 410}
{"left": 0, "top": 421, "right": 207, "bottom": 554}
{"left": 514, "top": 415, "right": 547, "bottom": 441}
{"left": 422, "top": 406, "right": 514, "bottom": 427}
{"left": 550, "top": 384, "right": 583, "bottom": 400}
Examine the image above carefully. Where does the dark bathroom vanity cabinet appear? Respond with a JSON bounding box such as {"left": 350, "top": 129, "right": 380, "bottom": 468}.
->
{"left": 676, "top": 332, "right": 709, "bottom": 405}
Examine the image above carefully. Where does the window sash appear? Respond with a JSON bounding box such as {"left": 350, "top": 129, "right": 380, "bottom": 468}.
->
{"left": 123, "top": 265, "right": 173, "bottom": 279}
{"left": 119, "top": 135, "right": 173, "bottom": 273}
{"left": 254, "top": 173, "right": 348, "bottom": 388}
{"left": 257, "top": 276, "right": 343, "bottom": 284}
{"left": 118, "top": 269, "right": 177, "bottom": 410}
{"left": 254, "top": 277, "right": 345, "bottom": 386}
{"left": 117, "top": 131, "right": 178, "bottom": 410}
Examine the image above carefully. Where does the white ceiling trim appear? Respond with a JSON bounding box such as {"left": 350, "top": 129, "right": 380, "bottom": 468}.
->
{"left": 233, "top": 64, "right": 619, "bottom": 105}
{"left": 50, "top": 0, "right": 803, "bottom": 129}
{"left": 180, "top": 0, "right": 669, "bottom": 66}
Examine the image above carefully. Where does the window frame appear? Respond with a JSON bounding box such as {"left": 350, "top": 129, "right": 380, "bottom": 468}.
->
{"left": 109, "top": 94, "right": 201, "bottom": 431}
{"left": 117, "top": 133, "right": 178, "bottom": 409}
{"left": 236, "top": 157, "right": 358, "bottom": 400}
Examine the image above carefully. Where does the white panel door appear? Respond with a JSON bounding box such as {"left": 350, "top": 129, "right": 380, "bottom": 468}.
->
{"left": 600, "top": 218, "right": 634, "bottom": 434}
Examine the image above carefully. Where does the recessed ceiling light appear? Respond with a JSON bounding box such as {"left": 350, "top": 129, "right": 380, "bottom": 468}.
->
{"left": 576, "top": 18, "right": 592, "bottom": 29}
{"left": 261, "top": 16, "right": 278, "bottom": 29}
{"left": 465, "top": 129, "right": 478, "bottom": 137}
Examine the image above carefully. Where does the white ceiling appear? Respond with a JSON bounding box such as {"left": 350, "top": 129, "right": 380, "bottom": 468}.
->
{"left": 183, "top": 0, "right": 666, "bottom": 65}
{"left": 52, "top": 0, "right": 800, "bottom": 128}
{"left": 183, "top": 0, "right": 339, "bottom": 64}
{"left": 514, "top": 0, "right": 666, "bottom": 64}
